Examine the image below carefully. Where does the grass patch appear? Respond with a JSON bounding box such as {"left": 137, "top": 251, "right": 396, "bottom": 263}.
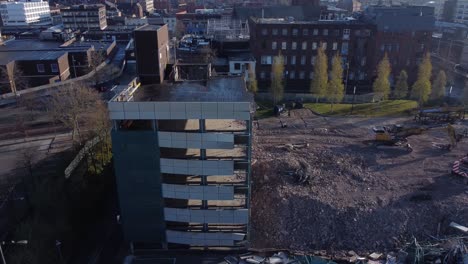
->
{"left": 304, "top": 100, "right": 418, "bottom": 117}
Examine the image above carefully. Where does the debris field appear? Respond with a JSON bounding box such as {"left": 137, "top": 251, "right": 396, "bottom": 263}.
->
{"left": 250, "top": 109, "right": 468, "bottom": 254}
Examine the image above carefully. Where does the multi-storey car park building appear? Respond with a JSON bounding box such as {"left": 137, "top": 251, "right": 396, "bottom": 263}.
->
{"left": 108, "top": 77, "right": 253, "bottom": 249}
{"left": 0, "top": 0, "right": 51, "bottom": 26}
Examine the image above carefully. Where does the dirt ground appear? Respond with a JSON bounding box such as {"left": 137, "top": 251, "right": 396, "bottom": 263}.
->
{"left": 250, "top": 109, "right": 468, "bottom": 254}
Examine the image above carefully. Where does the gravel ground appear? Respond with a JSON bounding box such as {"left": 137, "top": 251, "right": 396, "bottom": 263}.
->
{"left": 250, "top": 109, "right": 468, "bottom": 254}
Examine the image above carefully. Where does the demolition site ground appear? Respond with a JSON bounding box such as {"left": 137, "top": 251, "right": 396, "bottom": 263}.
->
{"left": 250, "top": 109, "right": 468, "bottom": 254}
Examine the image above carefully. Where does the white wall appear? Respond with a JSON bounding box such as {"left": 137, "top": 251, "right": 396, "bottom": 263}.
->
{"left": 0, "top": 0, "right": 51, "bottom": 26}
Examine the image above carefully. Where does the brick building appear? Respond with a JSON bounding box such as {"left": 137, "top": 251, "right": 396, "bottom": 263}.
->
{"left": 362, "top": 6, "right": 435, "bottom": 83}
{"left": 61, "top": 4, "right": 108, "bottom": 31}
{"left": 134, "top": 24, "right": 170, "bottom": 85}
{"left": 249, "top": 17, "right": 376, "bottom": 93}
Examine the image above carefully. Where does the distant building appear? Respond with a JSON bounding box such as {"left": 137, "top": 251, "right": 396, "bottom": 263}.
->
{"left": 176, "top": 12, "right": 223, "bottom": 35}
{"left": 250, "top": 17, "right": 376, "bottom": 93}
{"left": 336, "top": 0, "right": 362, "bottom": 13}
{"left": 61, "top": 4, "right": 107, "bottom": 31}
{"left": 453, "top": 0, "right": 468, "bottom": 24}
{"left": 0, "top": 0, "right": 51, "bottom": 26}
{"left": 134, "top": 24, "right": 169, "bottom": 84}
{"left": 363, "top": 6, "right": 435, "bottom": 83}
{"left": 116, "top": 0, "right": 154, "bottom": 14}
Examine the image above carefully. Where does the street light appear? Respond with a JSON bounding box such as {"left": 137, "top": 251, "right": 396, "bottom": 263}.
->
{"left": 0, "top": 240, "right": 28, "bottom": 264}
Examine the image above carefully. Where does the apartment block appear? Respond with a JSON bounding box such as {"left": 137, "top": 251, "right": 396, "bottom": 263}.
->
{"left": 61, "top": 4, "right": 107, "bottom": 30}
{"left": 0, "top": 0, "right": 51, "bottom": 26}
{"left": 109, "top": 77, "right": 253, "bottom": 249}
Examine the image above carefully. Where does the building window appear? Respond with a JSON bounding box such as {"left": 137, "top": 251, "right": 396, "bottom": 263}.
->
{"left": 262, "top": 28, "right": 268, "bottom": 36}
{"left": 300, "top": 55, "right": 306, "bottom": 65}
{"left": 333, "top": 42, "right": 338, "bottom": 50}
{"left": 284, "top": 56, "right": 288, "bottom": 65}
{"left": 292, "top": 28, "right": 299, "bottom": 36}
{"left": 282, "top": 42, "right": 287, "bottom": 50}
{"left": 291, "top": 55, "right": 296, "bottom": 65}
{"left": 272, "top": 28, "right": 278, "bottom": 35}
{"left": 302, "top": 41, "right": 307, "bottom": 50}
{"left": 272, "top": 41, "right": 277, "bottom": 50}
{"left": 234, "top": 63, "right": 241, "bottom": 70}
{"left": 303, "top": 28, "right": 309, "bottom": 36}
{"left": 341, "top": 42, "right": 349, "bottom": 55}
{"left": 311, "top": 56, "right": 316, "bottom": 65}
{"left": 323, "top": 29, "right": 329, "bottom": 35}
{"left": 51, "top": 63, "right": 58, "bottom": 73}
{"left": 313, "top": 29, "right": 318, "bottom": 35}
{"left": 261, "top": 56, "right": 272, "bottom": 65}
{"left": 290, "top": 70, "right": 295, "bottom": 79}
{"left": 36, "top": 64, "right": 45, "bottom": 73}
{"left": 292, "top": 42, "right": 297, "bottom": 50}
{"left": 299, "top": 71, "right": 305, "bottom": 79}
{"left": 282, "top": 28, "right": 288, "bottom": 36}
{"left": 361, "top": 57, "right": 366, "bottom": 66}
{"left": 309, "top": 72, "right": 314, "bottom": 79}
{"left": 312, "top": 42, "right": 317, "bottom": 50}
{"left": 260, "top": 71, "right": 266, "bottom": 79}
{"left": 343, "top": 28, "right": 350, "bottom": 39}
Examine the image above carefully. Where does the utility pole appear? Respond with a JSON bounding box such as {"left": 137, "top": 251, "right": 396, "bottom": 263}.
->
{"left": 351, "top": 85, "right": 357, "bottom": 114}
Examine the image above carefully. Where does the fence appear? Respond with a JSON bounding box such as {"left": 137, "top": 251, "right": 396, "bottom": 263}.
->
{"left": 255, "top": 92, "right": 382, "bottom": 104}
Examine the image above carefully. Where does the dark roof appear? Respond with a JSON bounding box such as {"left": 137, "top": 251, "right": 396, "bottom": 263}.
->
{"left": 0, "top": 39, "right": 113, "bottom": 52}
{"left": 233, "top": 5, "right": 322, "bottom": 21}
{"left": 135, "top": 24, "right": 163, "bottom": 31}
{"left": 363, "top": 5, "right": 435, "bottom": 31}
{"left": 133, "top": 77, "right": 252, "bottom": 102}
{"left": 0, "top": 51, "right": 66, "bottom": 65}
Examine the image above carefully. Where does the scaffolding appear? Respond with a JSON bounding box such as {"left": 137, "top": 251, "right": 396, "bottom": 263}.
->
{"left": 206, "top": 18, "right": 250, "bottom": 41}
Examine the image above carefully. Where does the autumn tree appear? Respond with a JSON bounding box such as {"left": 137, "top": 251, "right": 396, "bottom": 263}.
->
{"left": 48, "top": 82, "right": 102, "bottom": 146}
{"left": 247, "top": 66, "right": 258, "bottom": 94}
{"left": 411, "top": 53, "right": 432, "bottom": 106}
{"left": 393, "top": 70, "right": 408, "bottom": 99}
{"left": 310, "top": 46, "right": 328, "bottom": 103}
{"left": 88, "top": 49, "right": 106, "bottom": 86}
{"left": 373, "top": 53, "right": 391, "bottom": 100}
{"left": 271, "top": 52, "right": 285, "bottom": 104}
{"left": 0, "top": 64, "right": 28, "bottom": 95}
{"left": 326, "top": 54, "right": 345, "bottom": 112}
{"left": 431, "top": 70, "right": 447, "bottom": 100}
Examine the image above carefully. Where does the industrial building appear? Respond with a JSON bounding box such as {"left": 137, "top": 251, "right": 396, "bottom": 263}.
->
{"left": 109, "top": 76, "right": 253, "bottom": 249}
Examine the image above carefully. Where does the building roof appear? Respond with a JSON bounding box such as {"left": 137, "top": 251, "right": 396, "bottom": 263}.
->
{"left": 251, "top": 17, "right": 367, "bottom": 25}
{"left": 135, "top": 24, "right": 163, "bottom": 31}
{"left": 0, "top": 51, "right": 65, "bottom": 65}
{"left": 233, "top": 5, "right": 322, "bottom": 21}
{"left": 0, "top": 39, "right": 113, "bottom": 52}
{"left": 132, "top": 77, "right": 252, "bottom": 102}
{"left": 363, "top": 5, "right": 435, "bottom": 31}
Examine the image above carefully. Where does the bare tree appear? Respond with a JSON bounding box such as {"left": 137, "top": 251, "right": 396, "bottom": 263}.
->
{"left": 88, "top": 49, "right": 106, "bottom": 86}
{"left": 48, "top": 82, "right": 101, "bottom": 146}
{"left": 0, "top": 64, "right": 28, "bottom": 95}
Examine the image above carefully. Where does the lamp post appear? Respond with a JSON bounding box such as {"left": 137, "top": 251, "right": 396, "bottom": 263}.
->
{"left": 351, "top": 86, "right": 357, "bottom": 114}
{"left": 0, "top": 240, "right": 28, "bottom": 264}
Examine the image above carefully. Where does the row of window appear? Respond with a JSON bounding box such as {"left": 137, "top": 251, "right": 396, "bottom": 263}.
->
{"left": 37, "top": 63, "right": 59, "bottom": 73}
{"left": 259, "top": 70, "right": 367, "bottom": 80}
{"left": 261, "top": 27, "right": 352, "bottom": 38}
{"left": 260, "top": 53, "right": 364, "bottom": 66}
{"left": 270, "top": 41, "right": 348, "bottom": 52}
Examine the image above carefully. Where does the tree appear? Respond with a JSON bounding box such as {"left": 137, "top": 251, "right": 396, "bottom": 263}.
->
{"left": 373, "top": 53, "right": 391, "bottom": 100}
{"left": 247, "top": 66, "right": 258, "bottom": 94}
{"left": 0, "top": 64, "right": 28, "bottom": 95}
{"left": 431, "top": 70, "right": 447, "bottom": 100}
{"left": 88, "top": 49, "right": 106, "bottom": 86}
{"left": 411, "top": 53, "right": 432, "bottom": 106}
{"left": 393, "top": 70, "right": 409, "bottom": 99}
{"left": 271, "top": 52, "right": 285, "bottom": 104}
{"left": 310, "top": 46, "right": 328, "bottom": 103}
{"left": 48, "top": 82, "right": 102, "bottom": 146}
{"left": 326, "top": 54, "right": 345, "bottom": 112}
